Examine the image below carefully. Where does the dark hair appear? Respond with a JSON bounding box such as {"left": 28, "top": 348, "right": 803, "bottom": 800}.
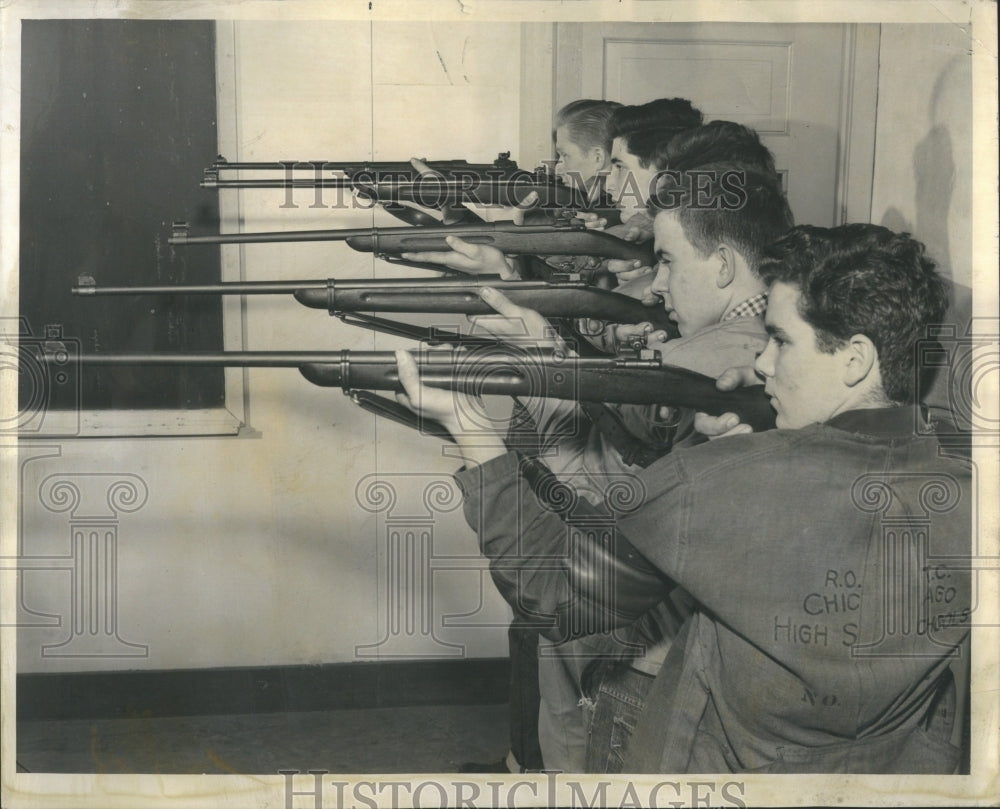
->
{"left": 661, "top": 120, "right": 778, "bottom": 178}
{"left": 757, "top": 224, "right": 948, "bottom": 403}
{"left": 609, "top": 98, "right": 704, "bottom": 167}
{"left": 554, "top": 99, "right": 623, "bottom": 154}
{"left": 649, "top": 162, "right": 794, "bottom": 271}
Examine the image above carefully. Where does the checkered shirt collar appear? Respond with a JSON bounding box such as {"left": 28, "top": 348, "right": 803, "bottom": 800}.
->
{"left": 723, "top": 292, "right": 768, "bottom": 322}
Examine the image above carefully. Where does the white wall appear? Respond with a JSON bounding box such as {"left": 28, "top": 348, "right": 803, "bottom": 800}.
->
{"left": 17, "top": 21, "right": 523, "bottom": 674}
{"left": 870, "top": 24, "right": 974, "bottom": 287}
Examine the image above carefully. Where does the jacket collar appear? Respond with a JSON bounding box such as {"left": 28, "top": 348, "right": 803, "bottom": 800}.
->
{"left": 827, "top": 406, "right": 926, "bottom": 438}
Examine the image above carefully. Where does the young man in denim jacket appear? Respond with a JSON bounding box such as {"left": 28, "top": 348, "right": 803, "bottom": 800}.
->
{"left": 397, "top": 223, "right": 971, "bottom": 773}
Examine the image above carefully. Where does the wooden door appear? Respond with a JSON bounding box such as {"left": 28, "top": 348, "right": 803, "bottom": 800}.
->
{"left": 548, "top": 22, "right": 879, "bottom": 227}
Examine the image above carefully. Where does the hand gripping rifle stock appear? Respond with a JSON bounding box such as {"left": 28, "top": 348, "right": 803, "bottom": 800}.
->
{"left": 34, "top": 343, "right": 776, "bottom": 433}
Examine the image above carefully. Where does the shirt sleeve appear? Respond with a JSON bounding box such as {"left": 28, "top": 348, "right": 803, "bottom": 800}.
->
{"left": 455, "top": 451, "right": 677, "bottom": 642}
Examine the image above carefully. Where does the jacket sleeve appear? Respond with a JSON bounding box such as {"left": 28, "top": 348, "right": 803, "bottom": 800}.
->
{"left": 455, "top": 451, "right": 675, "bottom": 643}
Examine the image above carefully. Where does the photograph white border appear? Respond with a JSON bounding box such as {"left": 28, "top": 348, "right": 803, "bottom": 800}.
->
{"left": 2, "top": 1, "right": 996, "bottom": 807}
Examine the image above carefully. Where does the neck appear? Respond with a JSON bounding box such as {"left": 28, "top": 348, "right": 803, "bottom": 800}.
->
{"left": 828, "top": 382, "right": 894, "bottom": 421}
{"left": 720, "top": 276, "right": 767, "bottom": 320}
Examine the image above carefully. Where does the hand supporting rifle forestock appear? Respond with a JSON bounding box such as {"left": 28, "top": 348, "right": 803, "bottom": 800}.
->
{"left": 400, "top": 234, "right": 518, "bottom": 278}
{"left": 394, "top": 349, "right": 508, "bottom": 468}
{"left": 694, "top": 365, "right": 761, "bottom": 439}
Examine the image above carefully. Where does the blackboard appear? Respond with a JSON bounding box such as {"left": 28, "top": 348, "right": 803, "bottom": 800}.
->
{"left": 19, "top": 20, "right": 224, "bottom": 411}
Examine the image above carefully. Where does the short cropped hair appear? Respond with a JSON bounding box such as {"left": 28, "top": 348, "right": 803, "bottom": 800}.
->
{"left": 609, "top": 98, "right": 704, "bottom": 167}
{"left": 758, "top": 224, "right": 948, "bottom": 403}
{"left": 649, "top": 162, "right": 794, "bottom": 272}
{"left": 554, "top": 99, "right": 623, "bottom": 154}
{"left": 662, "top": 120, "right": 778, "bottom": 178}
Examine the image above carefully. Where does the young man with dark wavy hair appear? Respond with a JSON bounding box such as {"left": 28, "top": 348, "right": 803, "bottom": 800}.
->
{"left": 397, "top": 222, "right": 971, "bottom": 774}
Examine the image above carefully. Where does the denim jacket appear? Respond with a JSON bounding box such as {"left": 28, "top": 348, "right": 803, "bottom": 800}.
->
{"left": 456, "top": 407, "right": 971, "bottom": 773}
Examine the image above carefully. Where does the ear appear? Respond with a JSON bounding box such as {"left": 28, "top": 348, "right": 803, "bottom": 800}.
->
{"left": 591, "top": 145, "right": 608, "bottom": 171}
{"left": 841, "top": 333, "right": 879, "bottom": 388}
{"left": 715, "top": 243, "right": 737, "bottom": 288}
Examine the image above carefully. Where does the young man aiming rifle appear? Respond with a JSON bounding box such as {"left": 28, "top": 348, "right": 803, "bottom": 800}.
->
{"left": 458, "top": 159, "right": 792, "bottom": 771}
{"left": 395, "top": 223, "right": 971, "bottom": 774}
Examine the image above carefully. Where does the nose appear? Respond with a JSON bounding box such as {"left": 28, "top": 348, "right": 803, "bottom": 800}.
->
{"left": 605, "top": 168, "right": 621, "bottom": 199}
{"left": 754, "top": 338, "right": 776, "bottom": 378}
{"left": 649, "top": 261, "right": 670, "bottom": 297}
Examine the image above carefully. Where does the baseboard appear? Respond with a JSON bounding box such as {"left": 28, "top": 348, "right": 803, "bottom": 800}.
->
{"left": 17, "top": 658, "right": 510, "bottom": 722}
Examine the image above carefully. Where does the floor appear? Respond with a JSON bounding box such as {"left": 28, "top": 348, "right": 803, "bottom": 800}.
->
{"left": 17, "top": 703, "right": 509, "bottom": 774}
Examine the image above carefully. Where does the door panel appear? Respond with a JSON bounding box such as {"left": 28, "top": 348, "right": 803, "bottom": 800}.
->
{"left": 555, "top": 22, "right": 878, "bottom": 228}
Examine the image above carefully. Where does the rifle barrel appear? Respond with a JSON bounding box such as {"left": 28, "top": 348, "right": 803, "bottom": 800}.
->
{"left": 201, "top": 175, "right": 565, "bottom": 195}
{"left": 168, "top": 221, "right": 576, "bottom": 247}
{"left": 201, "top": 177, "right": 358, "bottom": 189}
{"left": 208, "top": 154, "right": 516, "bottom": 173}
{"left": 169, "top": 227, "right": 372, "bottom": 245}
{"left": 72, "top": 281, "right": 319, "bottom": 296}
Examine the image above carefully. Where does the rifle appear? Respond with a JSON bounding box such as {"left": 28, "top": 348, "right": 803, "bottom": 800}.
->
{"left": 167, "top": 220, "right": 654, "bottom": 266}
{"left": 202, "top": 166, "right": 621, "bottom": 224}
{"left": 32, "top": 343, "right": 776, "bottom": 433}
{"left": 203, "top": 152, "right": 520, "bottom": 181}
{"left": 72, "top": 274, "right": 679, "bottom": 336}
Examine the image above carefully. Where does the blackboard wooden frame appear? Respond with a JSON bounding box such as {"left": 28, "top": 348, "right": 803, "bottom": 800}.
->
{"left": 17, "top": 20, "right": 247, "bottom": 438}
